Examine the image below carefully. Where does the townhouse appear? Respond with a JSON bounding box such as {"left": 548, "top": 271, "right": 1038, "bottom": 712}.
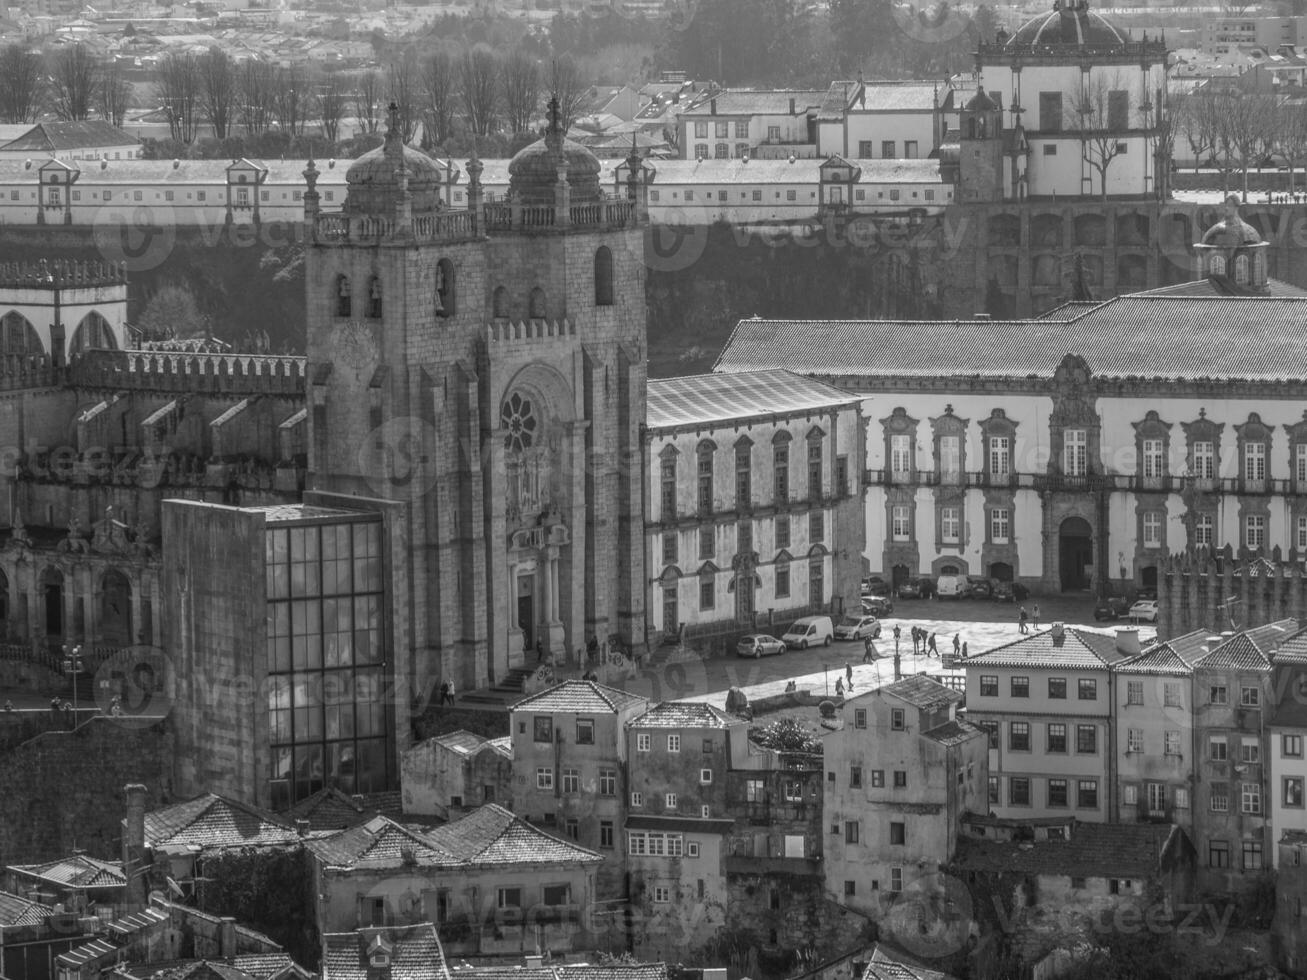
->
{"left": 963, "top": 625, "right": 1128, "bottom": 821}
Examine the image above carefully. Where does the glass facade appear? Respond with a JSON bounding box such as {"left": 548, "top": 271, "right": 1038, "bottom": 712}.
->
{"left": 267, "top": 519, "right": 389, "bottom": 808}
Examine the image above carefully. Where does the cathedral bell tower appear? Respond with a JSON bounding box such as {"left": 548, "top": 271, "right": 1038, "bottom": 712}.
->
{"left": 303, "top": 98, "right": 650, "bottom": 702}
{"left": 944, "top": 86, "right": 1006, "bottom": 203}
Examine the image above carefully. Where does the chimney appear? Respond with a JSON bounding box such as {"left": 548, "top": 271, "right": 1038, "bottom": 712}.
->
{"left": 1050, "top": 622, "right": 1065, "bottom": 641}
{"left": 1115, "top": 627, "right": 1141, "bottom": 657}
{"left": 218, "top": 916, "right": 237, "bottom": 958}
{"left": 295, "top": 819, "right": 311, "bottom": 837}
{"left": 124, "top": 784, "right": 148, "bottom": 908}
{"left": 710, "top": 97, "right": 717, "bottom": 115}
{"left": 351, "top": 794, "right": 367, "bottom": 810}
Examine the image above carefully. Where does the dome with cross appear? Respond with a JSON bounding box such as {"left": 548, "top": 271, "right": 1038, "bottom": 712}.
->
{"left": 344, "top": 104, "right": 444, "bottom": 215}
{"left": 507, "top": 95, "right": 603, "bottom": 206}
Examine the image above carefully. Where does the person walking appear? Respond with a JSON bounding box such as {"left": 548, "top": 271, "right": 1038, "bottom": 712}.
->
{"left": 446, "top": 679, "right": 456, "bottom": 705}
{"left": 835, "top": 677, "right": 845, "bottom": 697}
{"left": 1032, "top": 603, "right": 1041, "bottom": 629}
{"left": 863, "top": 635, "right": 876, "bottom": 663}
{"left": 1019, "top": 606, "right": 1029, "bottom": 633}
{"left": 845, "top": 662, "right": 854, "bottom": 688}
{"left": 912, "top": 627, "right": 922, "bottom": 655}
{"left": 962, "top": 641, "right": 969, "bottom": 659}
{"left": 893, "top": 624, "right": 902, "bottom": 653}
{"left": 952, "top": 633, "right": 961, "bottom": 657}
{"left": 928, "top": 632, "right": 939, "bottom": 657}
{"left": 439, "top": 681, "right": 450, "bottom": 706}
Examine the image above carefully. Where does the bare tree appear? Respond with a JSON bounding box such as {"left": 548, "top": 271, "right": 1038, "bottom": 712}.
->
{"left": 1214, "top": 89, "right": 1279, "bottom": 201}
{"left": 0, "top": 44, "right": 42, "bottom": 124}
{"left": 385, "top": 51, "right": 420, "bottom": 140}
{"left": 459, "top": 43, "right": 500, "bottom": 138}
{"left": 1273, "top": 98, "right": 1307, "bottom": 197}
{"left": 354, "top": 70, "right": 383, "bottom": 135}
{"left": 1065, "top": 72, "right": 1131, "bottom": 201}
{"left": 239, "top": 60, "right": 277, "bottom": 136}
{"left": 421, "top": 47, "right": 457, "bottom": 146}
{"left": 273, "top": 64, "right": 308, "bottom": 137}
{"left": 96, "top": 58, "right": 132, "bottom": 128}
{"left": 501, "top": 48, "right": 540, "bottom": 135}
{"left": 1172, "top": 87, "right": 1221, "bottom": 173}
{"left": 49, "top": 44, "right": 96, "bottom": 121}
{"left": 156, "top": 51, "right": 200, "bottom": 142}
{"left": 316, "top": 70, "right": 348, "bottom": 144}
{"left": 547, "top": 55, "right": 585, "bottom": 133}
{"left": 198, "top": 47, "right": 237, "bottom": 140}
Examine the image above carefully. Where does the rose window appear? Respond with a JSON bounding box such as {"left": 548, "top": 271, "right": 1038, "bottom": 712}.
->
{"left": 501, "top": 392, "right": 537, "bottom": 452}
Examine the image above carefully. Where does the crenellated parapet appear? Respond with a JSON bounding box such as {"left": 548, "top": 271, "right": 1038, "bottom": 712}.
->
{"left": 68, "top": 349, "right": 306, "bottom": 396}
{"left": 485, "top": 319, "right": 576, "bottom": 345}
{"left": 0, "top": 258, "right": 127, "bottom": 289}
{"left": 1159, "top": 545, "right": 1307, "bottom": 639}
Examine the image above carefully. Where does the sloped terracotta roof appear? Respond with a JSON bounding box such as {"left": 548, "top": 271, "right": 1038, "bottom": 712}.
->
{"left": 1194, "top": 621, "right": 1298, "bottom": 671}
{"left": 510, "top": 680, "right": 647, "bottom": 714}
{"left": 964, "top": 627, "right": 1127, "bottom": 670}
{"left": 144, "top": 794, "right": 301, "bottom": 849}
{"left": 7, "top": 854, "right": 126, "bottom": 889}
{"left": 1273, "top": 625, "right": 1307, "bottom": 664}
{"left": 629, "top": 701, "right": 734, "bottom": 729}
{"left": 321, "top": 924, "right": 449, "bottom": 980}
{"left": 308, "top": 816, "right": 459, "bottom": 871}
{"left": 424, "top": 805, "right": 602, "bottom": 868}
{"left": 1, "top": 120, "right": 140, "bottom": 151}
{"left": 0, "top": 888, "right": 53, "bottom": 925}
{"left": 282, "top": 788, "right": 406, "bottom": 833}
{"left": 882, "top": 674, "right": 963, "bottom": 712}
{"left": 922, "top": 719, "right": 982, "bottom": 747}
{"left": 680, "top": 89, "right": 826, "bottom": 116}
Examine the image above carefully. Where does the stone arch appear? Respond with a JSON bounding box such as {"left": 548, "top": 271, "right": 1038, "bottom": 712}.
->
{"left": 99, "top": 568, "right": 132, "bottom": 645}
{"left": 436, "top": 259, "right": 455, "bottom": 317}
{"left": 492, "top": 285, "right": 509, "bottom": 318}
{"left": 500, "top": 361, "right": 576, "bottom": 432}
{"left": 1074, "top": 213, "right": 1106, "bottom": 246}
{"left": 529, "top": 286, "right": 547, "bottom": 320}
{"left": 932, "top": 556, "right": 970, "bottom": 576}
{"left": 1, "top": 311, "right": 42, "bottom": 355}
{"left": 69, "top": 311, "right": 116, "bottom": 354}
{"left": 334, "top": 274, "right": 351, "bottom": 317}
{"left": 1031, "top": 213, "right": 1063, "bottom": 247}
{"left": 594, "top": 246, "right": 614, "bottom": 307}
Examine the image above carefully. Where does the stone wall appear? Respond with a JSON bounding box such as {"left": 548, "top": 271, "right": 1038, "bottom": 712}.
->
{"left": 1158, "top": 549, "right": 1307, "bottom": 641}
{"left": 0, "top": 716, "right": 172, "bottom": 866}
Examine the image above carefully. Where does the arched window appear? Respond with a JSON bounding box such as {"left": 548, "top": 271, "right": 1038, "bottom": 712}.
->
{"left": 436, "top": 259, "right": 455, "bottom": 317}
{"left": 1, "top": 312, "right": 41, "bottom": 356}
{"left": 1235, "top": 254, "right": 1250, "bottom": 285}
{"left": 594, "top": 246, "right": 614, "bottom": 306}
{"left": 1254, "top": 251, "right": 1266, "bottom": 284}
{"left": 367, "top": 276, "right": 382, "bottom": 318}
{"left": 493, "top": 286, "right": 509, "bottom": 318}
{"left": 529, "top": 287, "right": 546, "bottom": 320}
{"left": 69, "top": 311, "right": 115, "bottom": 353}
{"left": 1209, "top": 254, "right": 1226, "bottom": 278}
{"left": 335, "top": 275, "right": 351, "bottom": 317}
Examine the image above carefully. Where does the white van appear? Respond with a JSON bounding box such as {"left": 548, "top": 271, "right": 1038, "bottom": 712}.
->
{"left": 782, "top": 615, "right": 835, "bottom": 650}
{"left": 936, "top": 575, "right": 970, "bottom": 599}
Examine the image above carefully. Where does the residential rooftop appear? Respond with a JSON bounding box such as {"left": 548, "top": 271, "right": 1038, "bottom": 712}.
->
{"left": 143, "top": 793, "right": 303, "bottom": 850}
{"left": 963, "top": 627, "right": 1128, "bottom": 671}
{"left": 953, "top": 822, "right": 1185, "bottom": 879}
{"left": 510, "top": 679, "right": 647, "bottom": 714}
{"left": 629, "top": 701, "right": 735, "bottom": 729}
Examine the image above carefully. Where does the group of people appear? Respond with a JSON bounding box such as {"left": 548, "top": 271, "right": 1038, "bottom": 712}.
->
{"left": 1017, "top": 603, "right": 1042, "bottom": 634}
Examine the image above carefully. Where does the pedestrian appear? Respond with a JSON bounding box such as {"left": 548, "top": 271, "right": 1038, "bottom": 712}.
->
{"left": 893, "top": 624, "right": 901, "bottom": 648}
{"left": 928, "top": 632, "right": 938, "bottom": 657}
{"left": 911, "top": 627, "right": 921, "bottom": 655}
{"left": 1019, "top": 606, "right": 1029, "bottom": 633}
{"left": 952, "top": 633, "right": 961, "bottom": 657}
{"left": 439, "top": 681, "right": 450, "bottom": 706}
{"left": 49, "top": 696, "right": 60, "bottom": 722}
{"left": 835, "top": 677, "right": 845, "bottom": 697}
{"left": 446, "top": 679, "right": 456, "bottom": 705}
{"left": 962, "top": 641, "right": 969, "bottom": 658}
{"left": 845, "top": 662, "right": 853, "bottom": 687}
{"left": 1033, "top": 603, "right": 1040, "bottom": 629}
{"left": 536, "top": 639, "right": 545, "bottom": 663}
{"left": 863, "top": 635, "right": 876, "bottom": 663}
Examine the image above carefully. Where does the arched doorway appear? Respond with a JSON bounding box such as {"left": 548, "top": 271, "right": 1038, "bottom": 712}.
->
{"left": 41, "top": 568, "right": 64, "bottom": 636}
{"left": 99, "top": 569, "right": 133, "bottom": 646}
{"left": 1140, "top": 565, "right": 1158, "bottom": 595}
{"left": 892, "top": 564, "right": 911, "bottom": 588}
{"left": 1059, "top": 517, "right": 1093, "bottom": 592}
{"left": 990, "top": 562, "right": 1014, "bottom": 582}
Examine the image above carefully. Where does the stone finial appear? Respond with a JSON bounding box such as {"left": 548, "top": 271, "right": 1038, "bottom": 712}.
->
{"left": 303, "top": 158, "right": 319, "bottom": 193}
{"left": 387, "top": 101, "right": 401, "bottom": 135}
{"left": 546, "top": 93, "right": 562, "bottom": 138}
{"left": 1199, "top": 407, "right": 1206, "bottom": 419}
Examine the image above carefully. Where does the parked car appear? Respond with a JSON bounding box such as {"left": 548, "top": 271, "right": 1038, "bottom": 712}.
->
{"left": 1128, "top": 599, "right": 1159, "bottom": 623}
{"left": 936, "top": 575, "right": 970, "bottom": 599}
{"left": 861, "top": 595, "right": 894, "bottom": 617}
{"left": 736, "top": 634, "right": 786, "bottom": 658}
{"left": 1094, "top": 595, "right": 1131, "bottom": 621}
{"left": 1136, "top": 587, "right": 1158, "bottom": 601}
{"left": 861, "top": 576, "right": 890, "bottom": 597}
{"left": 992, "top": 580, "right": 1015, "bottom": 602}
{"left": 967, "top": 577, "right": 993, "bottom": 600}
{"left": 897, "top": 579, "right": 924, "bottom": 599}
{"left": 835, "top": 614, "right": 881, "bottom": 641}
{"left": 782, "top": 615, "right": 835, "bottom": 650}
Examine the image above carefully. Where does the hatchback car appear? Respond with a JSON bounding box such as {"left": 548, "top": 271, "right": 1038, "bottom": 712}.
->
{"left": 896, "top": 579, "right": 923, "bottom": 599}
{"left": 861, "top": 576, "right": 890, "bottom": 597}
{"left": 736, "top": 634, "right": 787, "bottom": 658}
{"left": 835, "top": 614, "right": 881, "bottom": 641}
{"left": 1094, "top": 595, "right": 1130, "bottom": 621}
{"left": 967, "top": 577, "right": 993, "bottom": 600}
{"left": 992, "top": 580, "right": 1015, "bottom": 603}
{"left": 1128, "top": 599, "right": 1159, "bottom": 623}
{"left": 861, "top": 595, "right": 894, "bottom": 617}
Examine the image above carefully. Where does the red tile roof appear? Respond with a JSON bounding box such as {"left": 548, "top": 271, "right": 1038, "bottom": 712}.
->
{"left": 511, "top": 680, "right": 647, "bottom": 715}
{"left": 1, "top": 120, "right": 140, "bottom": 151}
{"left": 424, "top": 805, "right": 602, "bottom": 868}
{"left": 0, "top": 888, "right": 53, "bottom": 925}
{"left": 882, "top": 675, "right": 964, "bottom": 712}
{"left": 7, "top": 854, "right": 126, "bottom": 889}
{"left": 321, "top": 924, "right": 449, "bottom": 980}
{"left": 963, "top": 627, "right": 1127, "bottom": 670}
{"left": 629, "top": 701, "right": 734, "bottom": 729}
{"left": 144, "top": 794, "right": 302, "bottom": 850}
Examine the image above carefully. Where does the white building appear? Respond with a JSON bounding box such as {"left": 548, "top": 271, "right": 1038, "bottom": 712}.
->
{"left": 678, "top": 90, "right": 826, "bottom": 161}
{"left": 0, "top": 120, "right": 142, "bottom": 163}
{"left": 814, "top": 79, "right": 950, "bottom": 161}
{"left": 643, "top": 369, "right": 865, "bottom": 646}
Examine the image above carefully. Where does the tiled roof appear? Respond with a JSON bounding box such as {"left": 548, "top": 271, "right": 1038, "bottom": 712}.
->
{"left": 243, "top": 504, "right": 366, "bottom": 523}
{"left": 282, "top": 788, "right": 382, "bottom": 833}
{"left": 231, "top": 953, "right": 312, "bottom": 980}
{"left": 1133, "top": 277, "right": 1307, "bottom": 298}
{"left": 882, "top": 674, "right": 963, "bottom": 711}
{"left": 681, "top": 89, "right": 826, "bottom": 116}
{"left": 144, "top": 794, "right": 302, "bottom": 849}
{"left": 647, "top": 369, "right": 858, "bottom": 431}
{"left": 923, "top": 719, "right": 982, "bottom": 747}
{"left": 818, "top": 80, "right": 856, "bottom": 118}
{"left": 309, "top": 816, "right": 459, "bottom": 870}
{"left": 1115, "top": 645, "right": 1193, "bottom": 676}
{"left": 428, "top": 730, "right": 513, "bottom": 759}
{"left": 7, "top": 854, "right": 126, "bottom": 889}
{"left": 1, "top": 120, "right": 140, "bottom": 151}
{"left": 321, "top": 924, "right": 449, "bottom": 980}
{"left": 629, "top": 701, "right": 734, "bottom": 729}
{"left": 1282, "top": 830, "right": 1307, "bottom": 846}
{"left": 1035, "top": 300, "right": 1099, "bottom": 320}
{"left": 714, "top": 296, "right": 1307, "bottom": 382}
{"left": 456, "top": 966, "right": 669, "bottom": 980}
{"left": 1196, "top": 620, "right": 1298, "bottom": 670}
{"left": 964, "top": 627, "right": 1126, "bottom": 670}
{"left": 848, "top": 81, "right": 944, "bottom": 113}
{"left": 0, "top": 888, "right": 53, "bottom": 925}
{"left": 111, "top": 962, "right": 261, "bottom": 980}
{"left": 1273, "top": 626, "right": 1307, "bottom": 664}
{"left": 510, "top": 680, "right": 647, "bottom": 715}
{"left": 424, "top": 805, "right": 602, "bottom": 868}
{"left": 953, "top": 822, "right": 1184, "bottom": 878}
{"left": 645, "top": 158, "right": 942, "bottom": 184}
{"left": 863, "top": 943, "right": 958, "bottom": 980}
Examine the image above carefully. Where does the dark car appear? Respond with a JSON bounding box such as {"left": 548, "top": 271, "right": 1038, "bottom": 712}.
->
{"left": 861, "top": 595, "right": 894, "bottom": 616}
{"left": 1094, "top": 595, "right": 1131, "bottom": 621}
{"left": 896, "top": 579, "right": 923, "bottom": 599}
{"left": 861, "top": 576, "right": 890, "bottom": 597}
{"left": 992, "top": 580, "right": 1015, "bottom": 602}
{"left": 967, "top": 577, "right": 993, "bottom": 600}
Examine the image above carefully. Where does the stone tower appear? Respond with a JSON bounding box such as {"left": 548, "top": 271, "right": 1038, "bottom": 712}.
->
{"left": 952, "top": 86, "right": 1006, "bottom": 204}
{"left": 303, "top": 101, "right": 650, "bottom": 698}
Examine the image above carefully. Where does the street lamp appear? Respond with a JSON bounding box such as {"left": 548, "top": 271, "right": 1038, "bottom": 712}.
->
{"left": 62, "top": 643, "right": 83, "bottom": 721}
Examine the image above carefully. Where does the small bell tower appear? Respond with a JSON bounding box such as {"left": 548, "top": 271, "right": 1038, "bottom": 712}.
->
{"left": 957, "top": 85, "right": 1005, "bottom": 203}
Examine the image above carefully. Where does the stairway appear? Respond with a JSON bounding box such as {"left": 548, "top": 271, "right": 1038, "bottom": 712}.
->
{"left": 457, "top": 667, "right": 536, "bottom": 706}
